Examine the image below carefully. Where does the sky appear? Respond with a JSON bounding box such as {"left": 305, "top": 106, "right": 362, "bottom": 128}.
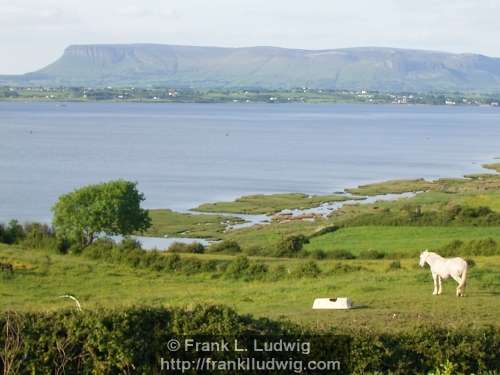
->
{"left": 1, "top": 0, "right": 499, "bottom": 74}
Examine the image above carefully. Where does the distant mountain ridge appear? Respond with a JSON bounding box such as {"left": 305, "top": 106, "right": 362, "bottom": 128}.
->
{"left": 4, "top": 44, "right": 500, "bottom": 91}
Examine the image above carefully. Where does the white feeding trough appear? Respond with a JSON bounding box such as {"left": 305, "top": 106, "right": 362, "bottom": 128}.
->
{"left": 312, "top": 297, "right": 353, "bottom": 310}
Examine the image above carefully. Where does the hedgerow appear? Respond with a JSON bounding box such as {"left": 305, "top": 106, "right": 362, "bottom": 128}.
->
{"left": 0, "top": 306, "right": 498, "bottom": 374}
{"left": 341, "top": 204, "right": 500, "bottom": 228}
{"left": 438, "top": 238, "right": 500, "bottom": 257}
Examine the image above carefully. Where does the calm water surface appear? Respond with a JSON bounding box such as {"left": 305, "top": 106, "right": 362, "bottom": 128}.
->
{"left": 1, "top": 102, "right": 499, "bottom": 222}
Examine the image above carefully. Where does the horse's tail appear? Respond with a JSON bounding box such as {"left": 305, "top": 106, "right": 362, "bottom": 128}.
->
{"left": 459, "top": 260, "right": 468, "bottom": 290}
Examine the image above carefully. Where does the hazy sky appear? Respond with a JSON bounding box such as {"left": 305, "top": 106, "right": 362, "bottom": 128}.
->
{"left": 1, "top": 0, "right": 499, "bottom": 74}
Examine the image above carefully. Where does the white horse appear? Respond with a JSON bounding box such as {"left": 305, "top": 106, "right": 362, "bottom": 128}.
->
{"left": 419, "top": 250, "right": 468, "bottom": 297}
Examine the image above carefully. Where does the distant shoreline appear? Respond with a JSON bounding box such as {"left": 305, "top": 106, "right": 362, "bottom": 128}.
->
{"left": 1, "top": 87, "right": 499, "bottom": 106}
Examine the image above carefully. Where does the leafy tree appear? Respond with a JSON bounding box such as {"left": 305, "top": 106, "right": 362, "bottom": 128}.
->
{"left": 52, "top": 180, "right": 151, "bottom": 248}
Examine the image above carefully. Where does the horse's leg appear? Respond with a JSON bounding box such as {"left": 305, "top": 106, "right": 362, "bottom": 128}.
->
{"left": 437, "top": 276, "right": 442, "bottom": 295}
{"left": 432, "top": 273, "right": 438, "bottom": 295}
{"left": 450, "top": 274, "right": 462, "bottom": 297}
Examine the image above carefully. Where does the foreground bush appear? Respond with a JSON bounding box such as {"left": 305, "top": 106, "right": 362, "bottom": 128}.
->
{"left": 0, "top": 305, "right": 295, "bottom": 374}
{"left": 0, "top": 306, "right": 498, "bottom": 374}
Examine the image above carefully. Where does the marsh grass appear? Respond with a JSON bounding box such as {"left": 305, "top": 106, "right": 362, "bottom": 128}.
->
{"left": 193, "top": 192, "right": 353, "bottom": 214}
{"left": 482, "top": 163, "right": 500, "bottom": 173}
{"left": 144, "top": 209, "right": 244, "bottom": 239}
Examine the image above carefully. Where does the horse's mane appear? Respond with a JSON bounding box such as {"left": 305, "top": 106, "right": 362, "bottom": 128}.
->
{"left": 424, "top": 251, "right": 444, "bottom": 261}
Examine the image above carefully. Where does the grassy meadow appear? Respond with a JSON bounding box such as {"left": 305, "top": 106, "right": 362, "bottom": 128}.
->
{"left": 1, "top": 243, "right": 499, "bottom": 332}
{"left": 304, "top": 226, "right": 500, "bottom": 255}
{"left": 3, "top": 168, "right": 500, "bottom": 336}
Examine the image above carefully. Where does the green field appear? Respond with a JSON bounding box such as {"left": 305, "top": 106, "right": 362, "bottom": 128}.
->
{"left": 193, "top": 192, "right": 353, "bottom": 214}
{"left": 3, "top": 167, "right": 500, "bottom": 335}
{"left": 1, "top": 244, "right": 499, "bottom": 332}
{"left": 144, "top": 209, "right": 244, "bottom": 239}
{"left": 224, "top": 220, "right": 320, "bottom": 249}
{"left": 305, "top": 226, "right": 500, "bottom": 255}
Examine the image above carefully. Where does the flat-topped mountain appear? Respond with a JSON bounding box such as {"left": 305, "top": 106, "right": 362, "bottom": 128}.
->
{"left": 6, "top": 44, "right": 500, "bottom": 91}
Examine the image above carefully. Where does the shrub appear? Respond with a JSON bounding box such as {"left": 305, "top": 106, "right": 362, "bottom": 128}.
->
{"left": 329, "top": 249, "right": 356, "bottom": 259}
{"left": 328, "top": 262, "right": 364, "bottom": 273}
{"left": 0, "top": 220, "right": 75, "bottom": 253}
{"left": 138, "top": 250, "right": 161, "bottom": 268}
{"left": 201, "top": 259, "right": 222, "bottom": 273}
{"left": 22, "top": 223, "right": 55, "bottom": 249}
{"left": 347, "top": 326, "right": 500, "bottom": 374}
{"left": 225, "top": 256, "right": 250, "bottom": 278}
{"left": 78, "top": 237, "right": 233, "bottom": 276}
{"left": 274, "top": 235, "right": 309, "bottom": 257}
{"left": 465, "top": 258, "right": 476, "bottom": 268}
{"left": 124, "top": 250, "right": 144, "bottom": 268}
{"left": 0, "top": 306, "right": 301, "bottom": 373}
{"left": 245, "top": 262, "right": 269, "bottom": 280}
{"left": 82, "top": 238, "right": 115, "bottom": 260}
{"left": 208, "top": 240, "right": 241, "bottom": 254}
{"left": 222, "top": 256, "right": 270, "bottom": 280}
{"left": 341, "top": 203, "right": 500, "bottom": 227}
{"left": 270, "top": 264, "right": 288, "bottom": 280}
{"left": 168, "top": 242, "right": 189, "bottom": 253}
{"left": 309, "top": 249, "right": 327, "bottom": 260}
{"left": 55, "top": 237, "right": 72, "bottom": 254}
{"left": 68, "top": 243, "right": 83, "bottom": 255}
{"left": 179, "top": 257, "right": 205, "bottom": 274}
{"left": 464, "top": 238, "right": 498, "bottom": 256}
{"left": 164, "top": 253, "right": 182, "bottom": 271}
{"left": 292, "top": 260, "right": 321, "bottom": 278}
{"left": 244, "top": 245, "right": 265, "bottom": 256}
{"left": 187, "top": 242, "right": 205, "bottom": 254}
{"left": 0, "top": 220, "right": 25, "bottom": 244}
{"left": 118, "top": 237, "right": 142, "bottom": 252}
{"left": 359, "top": 249, "right": 386, "bottom": 259}
{"left": 387, "top": 260, "right": 401, "bottom": 271}
{"left": 438, "top": 238, "right": 500, "bottom": 257}
{"left": 167, "top": 241, "right": 205, "bottom": 254}
{"left": 439, "top": 239, "right": 464, "bottom": 256}
{"left": 0, "top": 307, "right": 498, "bottom": 373}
